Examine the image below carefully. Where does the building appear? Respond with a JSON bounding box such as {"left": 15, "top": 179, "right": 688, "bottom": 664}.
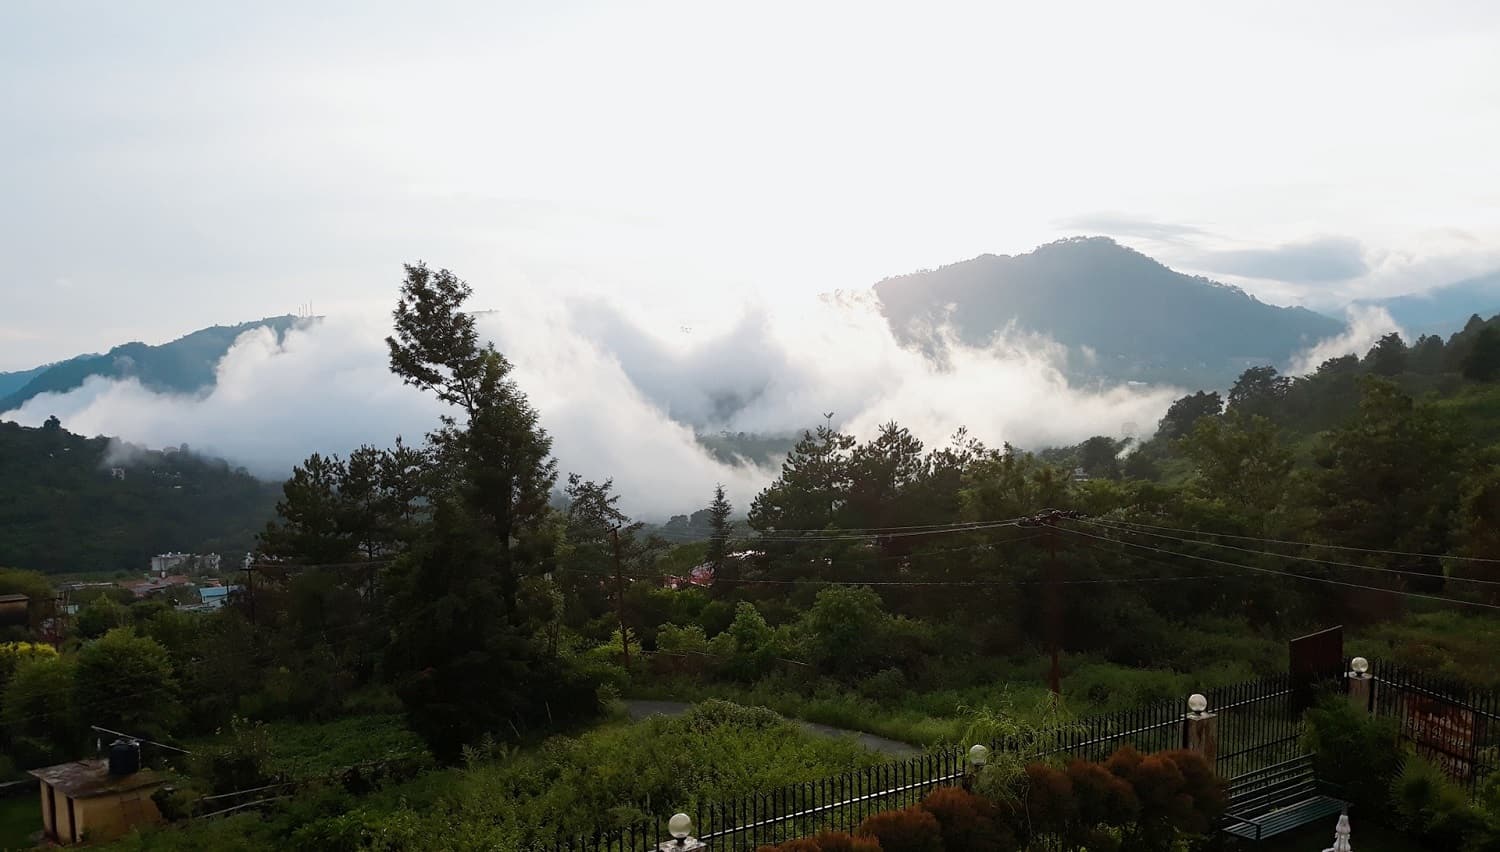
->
{"left": 149, "top": 553, "right": 220, "bottom": 577}
{"left": 118, "top": 575, "right": 193, "bottom": 599}
{"left": 196, "top": 584, "right": 239, "bottom": 609}
{"left": 0, "top": 593, "right": 29, "bottom": 628}
{"left": 29, "top": 745, "right": 166, "bottom": 845}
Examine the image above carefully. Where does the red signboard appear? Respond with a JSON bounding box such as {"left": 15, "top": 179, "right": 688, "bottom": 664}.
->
{"left": 1398, "top": 693, "right": 1477, "bottom": 782}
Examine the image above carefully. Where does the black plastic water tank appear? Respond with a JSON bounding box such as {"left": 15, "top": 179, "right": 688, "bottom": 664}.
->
{"left": 108, "top": 739, "right": 140, "bottom": 776}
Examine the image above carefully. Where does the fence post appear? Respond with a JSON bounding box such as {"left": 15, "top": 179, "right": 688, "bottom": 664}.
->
{"left": 1183, "top": 692, "right": 1218, "bottom": 767}
{"left": 1346, "top": 657, "right": 1374, "bottom": 714}
{"left": 658, "top": 813, "right": 708, "bottom": 851}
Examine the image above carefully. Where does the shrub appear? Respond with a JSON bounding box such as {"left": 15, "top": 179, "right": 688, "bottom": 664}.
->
{"left": 1389, "top": 755, "right": 1486, "bottom": 848}
{"left": 856, "top": 805, "right": 943, "bottom": 852}
{"left": 754, "top": 840, "right": 824, "bottom": 852}
{"left": 808, "top": 833, "right": 882, "bottom": 852}
{"left": 1066, "top": 758, "right": 1138, "bottom": 834}
{"left": 919, "top": 786, "right": 1012, "bottom": 851}
{"left": 1104, "top": 747, "right": 1224, "bottom": 851}
{"left": 1302, "top": 695, "right": 1404, "bottom": 811}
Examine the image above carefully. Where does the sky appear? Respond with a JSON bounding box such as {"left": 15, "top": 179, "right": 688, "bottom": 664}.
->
{"left": 2, "top": 1, "right": 1499, "bottom": 516}
{"left": 4, "top": 0, "right": 1500, "bottom": 370}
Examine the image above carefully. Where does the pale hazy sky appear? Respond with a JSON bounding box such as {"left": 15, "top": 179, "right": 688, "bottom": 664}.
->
{"left": 4, "top": 0, "right": 1500, "bottom": 370}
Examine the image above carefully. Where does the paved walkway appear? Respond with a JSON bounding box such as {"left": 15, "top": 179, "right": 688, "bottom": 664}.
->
{"left": 624, "top": 699, "right": 921, "bottom": 757}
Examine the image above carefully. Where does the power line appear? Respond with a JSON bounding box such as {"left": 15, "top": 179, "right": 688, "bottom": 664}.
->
{"left": 1058, "top": 525, "right": 1500, "bottom": 613}
{"left": 91, "top": 724, "right": 192, "bottom": 755}
{"left": 1082, "top": 518, "right": 1500, "bottom": 588}
{"left": 1101, "top": 517, "right": 1500, "bottom": 565}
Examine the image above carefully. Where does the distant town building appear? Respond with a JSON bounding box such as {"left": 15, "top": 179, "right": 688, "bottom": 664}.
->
{"left": 149, "top": 553, "right": 220, "bottom": 576}
{"left": 664, "top": 564, "right": 715, "bottom": 591}
{"left": 0, "top": 593, "right": 30, "bottom": 627}
{"left": 196, "top": 585, "right": 239, "bottom": 609}
{"left": 1071, "top": 467, "right": 1090, "bottom": 483}
{"left": 119, "top": 575, "right": 193, "bottom": 599}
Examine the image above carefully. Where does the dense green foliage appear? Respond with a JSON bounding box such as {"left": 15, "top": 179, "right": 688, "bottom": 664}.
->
{"left": 0, "top": 420, "right": 279, "bottom": 573}
{"left": 107, "top": 702, "right": 880, "bottom": 851}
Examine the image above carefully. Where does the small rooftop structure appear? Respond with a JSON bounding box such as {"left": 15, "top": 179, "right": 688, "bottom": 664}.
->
{"left": 0, "top": 593, "right": 28, "bottom": 627}
{"left": 119, "top": 575, "right": 192, "bottom": 599}
{"left": 29, "top": 755, "right": 166, "bottom": 845}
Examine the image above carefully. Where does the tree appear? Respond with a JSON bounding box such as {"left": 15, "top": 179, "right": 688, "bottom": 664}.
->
{"left": 748, "top": 425, "right": 856, "bottom": 534}
{"left": 1410, "top": 334, "right": 1446, "bottom": 374}
{"left": 705, "top": 484, "right": 734, "bottom": 595}
{"left": 1078, "top": 436, "right": 1122, "bottom": 480}
{"left": 1178, "top": 412, "right": 1293, "bottom": 518}
{"left": 1226, "top": 366, "right": 1290, "bottom": 420}
{"left": 1156, "top": 391, "right": 1223, "bottom": 440}
{"left": 77, "top": 594, "right": 129, "bottom": 640}
{"left": 802, "top": 586, "right": 892, "bottom": 678}
{"left": 1364, "top": 332, "right": 1408, "bottom": 376}
{"left": 382, "top": 263, "right": 593, "bottom": 759}
{"left": 1, "top": 655, "right": 80, "bottom": 767}
{"left": 386, "top": 262, "right": 557, "bottom": 616}
{"left": 259, "top": 453, "right": 354, "bottom": 564}
{"left": 1462, "top": 327, "right": 1500, "bottom": 381}
{"left": 74, "top": 628, "right": 182, "bottom": 740}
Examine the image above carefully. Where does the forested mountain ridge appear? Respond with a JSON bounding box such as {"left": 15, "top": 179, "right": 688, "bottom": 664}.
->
{"left": 0, "top": 315, "right": 301, "bottom": 413}
{"left": 874, "top": 236, "right": 1344, "bottom": 388}
{"left": 0, "top": 419, "right": 279, "bottom": 574}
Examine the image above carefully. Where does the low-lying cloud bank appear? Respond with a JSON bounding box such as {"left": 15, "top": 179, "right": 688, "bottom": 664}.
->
{"left": 4, "top": 293, "right": 1184, "bottom": 517}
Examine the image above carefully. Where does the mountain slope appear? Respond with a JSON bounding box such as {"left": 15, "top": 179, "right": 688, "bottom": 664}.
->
{"left": 0, "top": 420, "right": 279, "bottom": 574}
{"left": 0, "top": 315, "right": 301, "bottom": 413}
{"left": 0, "top": 365, "right": 50, "bottom": 399}
{"left": 874, "top": 237, "right": 1343, "bottom": 388}
{"left": 1361, "top": 270, "right": 1500, "bottom": 339}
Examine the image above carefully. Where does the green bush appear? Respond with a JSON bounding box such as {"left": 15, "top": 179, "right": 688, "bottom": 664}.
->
{"left": 1301, "top": 696, "right": 1404, "bottom": 812}
{"left": 1389, "top": 755, "right": 1487, "bottom": 849}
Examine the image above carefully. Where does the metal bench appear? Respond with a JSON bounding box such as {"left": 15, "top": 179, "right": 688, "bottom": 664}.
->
{"left": 1222, "top": 754, "right": 1348, "bottom": 842}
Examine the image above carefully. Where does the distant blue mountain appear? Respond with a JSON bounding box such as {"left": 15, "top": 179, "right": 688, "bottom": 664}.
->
{"left": 1362, "top": 270, "right": 1500, "bottom": 339}
{"left": 0, "top": 316, "right": 301, "bottom": 413}
{"left": 0, "top": 364, "right": 52, "bottom": 399}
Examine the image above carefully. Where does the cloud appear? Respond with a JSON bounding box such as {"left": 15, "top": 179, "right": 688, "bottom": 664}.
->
{"left": 1288, "top": 305, "right": 1404, "bottom": 374}
{"left": 3, "top": 294, "right": 1179, "bottom": 519}
{"left": 1054, "top": 214, "right": 1208, "bottom": 243}
{"left": 1194, "top": 236, "right": 1369, "bottom": 284}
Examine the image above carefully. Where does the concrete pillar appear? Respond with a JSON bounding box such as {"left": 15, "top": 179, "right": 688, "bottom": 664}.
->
{"left": 658, "top": 839, "right": 707, "bottom": 851}
{"left": 1347, "top": 673, "right": 1373, "bottom": 714}
{"left": 1185, "top": 711, "right": 1219, "bottom": 767}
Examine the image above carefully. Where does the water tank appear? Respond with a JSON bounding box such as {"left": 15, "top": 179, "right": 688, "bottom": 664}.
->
{"left": 108, "top": 739, "right": 141, "bottom": 776}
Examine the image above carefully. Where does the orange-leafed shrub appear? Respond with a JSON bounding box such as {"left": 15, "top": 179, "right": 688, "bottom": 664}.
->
{"left": 1021, "top": 762, "right": 1075, "bottom": 836}
{"left": 754, "top": 839, "right": 825, "bottom": 852}
{"left": 1067, "top": 757, "right": 1139, "bottom": 830}
{"left": 919, "top": 787, "right": 1013, "bottom": 851}
{"left": 856, "top": 806, "right": 944, "bottom": 852}
{"left": 807, "top": 832, "right": 882, "bottom": 852}
{"left": 1104, "top": 746, "right": 1225, "bottom": 850}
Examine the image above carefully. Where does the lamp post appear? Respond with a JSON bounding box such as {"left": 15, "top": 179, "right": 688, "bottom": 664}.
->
{"left": 1184, "top": 692, "right": 1218, "bottom": 765}
{"left": 964, "top": 744, "right": 989, "bottom": 791}
{"left": 659, "top": 813, "right": 706, "bottom": 851}
{"left": 1347, "top": 656, "right": 1374, "bottom": 714}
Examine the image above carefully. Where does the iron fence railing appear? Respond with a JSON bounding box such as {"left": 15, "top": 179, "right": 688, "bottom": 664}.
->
{"left": 545, "top": 672, "right": 1317, "bottom": 851}
{"left": 1370, "top": 660, "right": 1499, "bottom": 793}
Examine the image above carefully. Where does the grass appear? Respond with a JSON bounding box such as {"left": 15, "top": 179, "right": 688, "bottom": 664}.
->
{"left": 0, "top": 796, "right": 36, "bottom": 851}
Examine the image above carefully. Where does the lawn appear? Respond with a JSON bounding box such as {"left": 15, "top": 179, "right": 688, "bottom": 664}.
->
{"left": 0, "top": 796, "right": 37, "bottom": 851}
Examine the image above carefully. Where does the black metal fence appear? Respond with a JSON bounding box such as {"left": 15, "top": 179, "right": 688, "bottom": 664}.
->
{"left": 545, "top": 672, "right": 1316, "bottom": 852}
{"left": 1369, "top": 660, "right": 1499, "bottom": 793}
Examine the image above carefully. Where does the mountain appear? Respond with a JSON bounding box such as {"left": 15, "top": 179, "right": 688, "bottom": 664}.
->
{"left": 0, "top": 419, "right": 280, "bottom": 574}
{"left": 873, "top": 237, "right": 1344, "bottom": 388}
{"left": 0, "top": 365, "right": 49, "bottom": 399}
{"left": 0, "top": 315, "right": 301, "bottom": 413}
{"left": 1361, "top": 270, "right": 1500, "bottom": 339}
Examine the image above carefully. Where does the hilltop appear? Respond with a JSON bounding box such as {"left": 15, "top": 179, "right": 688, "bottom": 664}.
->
{"left": 874, "top": 237, "right": 1344, "bottom": 388}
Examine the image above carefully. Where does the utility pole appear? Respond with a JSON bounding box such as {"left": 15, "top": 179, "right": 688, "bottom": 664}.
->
{"left": 1020, "top": 509, "right": 1084, "bottom": 696}
{"left": 240, "top": 559, "right": 257, "bottom": 626}
{"left": 1046, "top": 524, "right": 1062, "bottom": 695}
{"left": 611, "top": 527, "right": 630, "bottom": 668}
